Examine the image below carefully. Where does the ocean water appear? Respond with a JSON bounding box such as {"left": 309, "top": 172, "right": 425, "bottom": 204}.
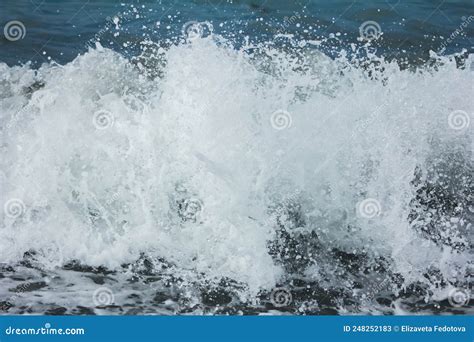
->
{"left": 0, "top": 1, "right": 473, "bottom": 315}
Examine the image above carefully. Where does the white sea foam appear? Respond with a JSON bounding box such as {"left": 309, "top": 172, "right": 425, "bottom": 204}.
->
{"left": 0, "top": 35, "right": 472, "bottom": 297}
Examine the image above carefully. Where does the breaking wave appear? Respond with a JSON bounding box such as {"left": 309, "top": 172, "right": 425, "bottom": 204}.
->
{"left": 0, "top": 31, "right": 472, "bottom": 314}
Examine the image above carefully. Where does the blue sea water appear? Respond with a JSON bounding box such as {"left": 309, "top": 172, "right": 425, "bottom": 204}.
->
{"left": 0, "top": 0, "right": 473, "bottom": 65}
{"left": 0, "top": 1, "right": 472, "bottom": 315}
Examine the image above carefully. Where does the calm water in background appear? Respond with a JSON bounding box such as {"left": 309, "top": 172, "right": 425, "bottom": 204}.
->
{"left": 0, "top": 0, "right": 473, "bottom": 66}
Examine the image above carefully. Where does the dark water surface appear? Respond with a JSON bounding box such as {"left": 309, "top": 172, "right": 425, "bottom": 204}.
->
{"left": 1, "top": 0, "right": 473, "bottom": 65}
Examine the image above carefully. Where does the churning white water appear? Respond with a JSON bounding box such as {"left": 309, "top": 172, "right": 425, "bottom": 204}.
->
{"left": 0, "top": 34, "right": 472, "bottom": 313}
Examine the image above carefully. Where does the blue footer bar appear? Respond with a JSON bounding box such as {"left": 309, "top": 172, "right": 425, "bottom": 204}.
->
{"left": 0, "top": 316, "right": 472, "bottom": 342}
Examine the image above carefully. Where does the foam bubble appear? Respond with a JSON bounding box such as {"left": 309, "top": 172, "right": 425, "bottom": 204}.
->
{"left": 0, "top": 36, "right": 472, "bottom": 297}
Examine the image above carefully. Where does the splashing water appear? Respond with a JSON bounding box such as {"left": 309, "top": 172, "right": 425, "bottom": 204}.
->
{"left": 0, "top": 29, "right": 472, "bottom": 314}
